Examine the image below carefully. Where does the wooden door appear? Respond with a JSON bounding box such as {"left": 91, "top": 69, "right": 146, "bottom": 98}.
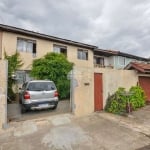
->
{"left": 94, "top": 73, "right": 103, "bottom": 111}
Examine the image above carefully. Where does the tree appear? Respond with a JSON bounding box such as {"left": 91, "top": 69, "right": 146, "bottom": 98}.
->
{"left": 4, "top": 52, "right": 23, "bottom": 100}
{"left": 30, "top": 52, "right": 73, "bottom": 99}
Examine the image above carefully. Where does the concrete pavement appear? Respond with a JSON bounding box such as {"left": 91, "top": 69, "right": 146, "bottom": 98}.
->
{"left": 98, "top": 105, "right": 150, "bottom": 137}
{"left": 0, "top": 109, "right": 150, "bottom": 150}
{"left": 7, "top": 100, "right": 70, "bottom": 122}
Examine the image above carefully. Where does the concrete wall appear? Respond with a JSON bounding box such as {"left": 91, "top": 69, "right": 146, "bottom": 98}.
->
{"left": 72, "top": 67, "right": 94, "bottom": 117}
{"left": 104, "top": 56, "right": 110, "bottom": 66}
{"left": 95, "top": 68, "right": 138, "bottom": 107}
{"left": 108, "top": 56, "right": 114, "bottom": 67}
{"left": 0, "top": 60, "right": 7, "bottom": 130}
{"left": 0, "top": 31, "right": 2, "bottom": 58}
{"left": 71, "top": 67, "right": 138, "bottom": 117}
{"left": 1, "top": 32, "right": 93, "bottom": 70}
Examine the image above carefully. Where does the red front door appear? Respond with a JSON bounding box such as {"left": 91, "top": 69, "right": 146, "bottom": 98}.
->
{"left": 94, "top": 73, "right": 103, "bottom": 111}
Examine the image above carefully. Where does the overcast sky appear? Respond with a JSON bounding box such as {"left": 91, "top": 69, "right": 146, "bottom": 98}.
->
{"left": 0, "top": 0, "right": 150, "bottom": 57}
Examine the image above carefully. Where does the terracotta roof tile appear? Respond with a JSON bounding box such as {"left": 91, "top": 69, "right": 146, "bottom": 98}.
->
{"left": 125, "top": 62, "right": 150, "bottom": 73}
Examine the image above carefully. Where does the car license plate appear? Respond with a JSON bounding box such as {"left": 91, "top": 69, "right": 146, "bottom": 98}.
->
{"left": 39, "top": 104, "right": 49, "bottom": 108}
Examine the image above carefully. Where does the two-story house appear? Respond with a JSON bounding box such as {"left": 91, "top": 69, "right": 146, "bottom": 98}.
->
{"left": 0, "top": 24, "right": 150, "bottom": 117}
{"left": 0, "top": 24, "right": 97, "bottom": 83}
{"left": 94, "top": 49, "right": 149, "bottom": 69}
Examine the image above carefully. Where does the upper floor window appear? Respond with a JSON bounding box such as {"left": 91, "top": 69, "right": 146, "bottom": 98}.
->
{"left": 94, "top": 56, "right": 104, "bottom": 66}
{"left": 118, "top": 56, "right": 126, "bottom": 66}
{"left": 53, "top": 44, "right": 67, "bottom": 56}
{"left": 17, "top": 38, "right": 36, "bottom": 57}
{"left": 77, "top": 49, "right": 88, "bottom": 60}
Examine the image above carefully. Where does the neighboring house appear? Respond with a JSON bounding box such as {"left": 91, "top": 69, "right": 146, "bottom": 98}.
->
{"left": 94, "top": 49, "right": 149, "bottom": 69}
{"left": 125, "top": 62, "right": 150, "bottom": 102}
{"left": 0, "top": 24, "right": 97, "bottom": 83}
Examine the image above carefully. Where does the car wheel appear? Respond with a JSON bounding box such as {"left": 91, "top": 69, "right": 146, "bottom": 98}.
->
{"left": 52, "top": 104, "right": 57, "bottom": 110}
{"left": 21, "top": 105, "right": 27, "bottom": 114}
{"left": 19, "top": 99, "right": 22, "bottom": 104}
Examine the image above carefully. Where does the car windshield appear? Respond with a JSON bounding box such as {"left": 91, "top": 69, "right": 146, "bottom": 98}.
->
{"left": 27, "top": 82, "right": 56, "bottom": 91}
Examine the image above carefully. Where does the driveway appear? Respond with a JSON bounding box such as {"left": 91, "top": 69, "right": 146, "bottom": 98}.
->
{"left": 1, "top": 105, "right": 150, "bottom": 150}
{"left": 7, "top": 100, "right": 70, "bottom": 122}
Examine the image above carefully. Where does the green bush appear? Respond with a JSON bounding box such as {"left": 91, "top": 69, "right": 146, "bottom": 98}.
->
{"left": 105, "top": 86, "right": 146, "bottom": 114}
{"left": 129, "top": 86, "right": 145, "bottom": 110}
{"left": 4, "top": 52, "right": 23, "bottom": 101}
{"left": 30, "top": 52, "right": 73, "bottom": 99}
{"left": 105, "top": 87, "right": 127, "bottom": 114}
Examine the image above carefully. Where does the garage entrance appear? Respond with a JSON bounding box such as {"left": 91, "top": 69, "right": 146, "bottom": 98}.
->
{"left": 139, "top": 76, "right": 150, "bottom": 101}
{"left": 7, "top": 71, "right": 72, "bottom": 122}
{"left": 94, "top": 73, "right": 103, "bottom": 111}
{"left": 125, "top": 62, "right": 150, "bottom": 102}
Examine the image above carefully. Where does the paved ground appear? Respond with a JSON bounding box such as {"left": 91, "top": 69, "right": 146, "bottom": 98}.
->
{"left": 1, "top": 105, "right": 150, "bottom": 150}
{"left": 7, "top": 100, "right": 70, "bottom": 122}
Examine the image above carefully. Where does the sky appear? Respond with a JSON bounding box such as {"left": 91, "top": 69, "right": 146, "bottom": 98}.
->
{"left": 0, "top": 0, "right": 150, "bottom": 57}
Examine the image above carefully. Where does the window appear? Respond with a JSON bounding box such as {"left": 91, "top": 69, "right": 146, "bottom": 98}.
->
{"left": 53, "top": 44, "right": 67, "bottom": 56}
{"left": 118, "top": 56, "right": 126, "bottom": 66}
{"left": 28, "top": 82, "right": 56, "bottom": 91}
{"left": 16, "top": 70, "right": 33, "bottom": 84}
{"left": 94, "top": 56, "right": 104, "bottom": 66}
{"left": 17, "top": 38, "right": 36, "bottom": 57}
{"left": 15, "top": 71, "right": 26, "bottom": 84}
{"left": 77, "top": 49, "right": 88, "bottom": 60}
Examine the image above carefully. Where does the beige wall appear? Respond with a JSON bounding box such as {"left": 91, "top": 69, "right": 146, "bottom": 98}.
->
{"left": 72, "top": 67, "right": 94, "bottom": 116}
{"left": 1, "top": 32, "right": 93, "bottom": 70}
{"left": 0, "top": 60, "right": 7, "bottom": 130}
{"left": 0, "top": 31, "right": 2, "bottom": 58}
{"left": 72, "top": 67, "right": 138, "bottom": 117}
{"left": 67, "top": 45, "right": 93, "bottom": 68}
{"left": 94, "top": 68, "right": 138, "bottom": 107}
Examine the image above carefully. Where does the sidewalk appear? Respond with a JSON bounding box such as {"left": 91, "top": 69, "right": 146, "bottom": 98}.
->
{"left": 98, "top": 105, "right": 150, "bottom": 136}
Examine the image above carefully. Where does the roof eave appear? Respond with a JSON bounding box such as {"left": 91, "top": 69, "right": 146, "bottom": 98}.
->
{"left": 0, "top": 24, "right": 97, "bottom": 50}
{"left": 94, "top": 49, "right": 148, "bottom": 61}
{"left": 118, "top": 52, "right": 148, "bottom": 61}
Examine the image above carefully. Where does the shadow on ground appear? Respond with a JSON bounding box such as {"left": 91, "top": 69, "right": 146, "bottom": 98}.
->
{"left": 7, "top": 100, "right": 71, "bottom": 122}
{"left": 136, "top": 144, "right": 150, "bottom": 150}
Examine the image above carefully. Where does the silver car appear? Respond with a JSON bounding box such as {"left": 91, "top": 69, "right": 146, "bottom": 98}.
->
{"left": 19, "top": 80, "right": 59, "bottom": 113}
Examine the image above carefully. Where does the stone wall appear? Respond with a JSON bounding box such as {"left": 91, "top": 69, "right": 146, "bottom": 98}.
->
{"left": 0, "top": 60, "right": 7, "bottom": 129}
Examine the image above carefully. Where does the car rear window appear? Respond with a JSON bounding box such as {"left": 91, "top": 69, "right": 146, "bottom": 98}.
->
{"left": 27, "top": 82, "right": 56, "bottom": 91}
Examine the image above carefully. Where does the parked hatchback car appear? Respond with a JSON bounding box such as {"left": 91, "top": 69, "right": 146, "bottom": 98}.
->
{"left": 19, "top": 80, "right": 59, "bottom": 113}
